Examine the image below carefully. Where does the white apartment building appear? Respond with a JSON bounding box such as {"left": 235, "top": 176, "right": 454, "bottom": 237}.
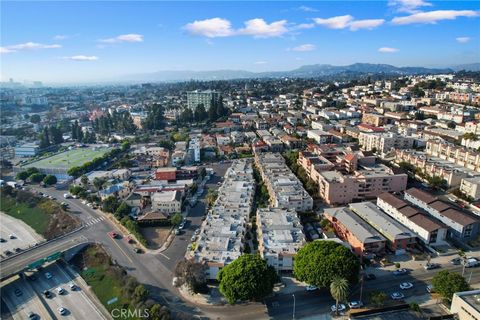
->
{"left": 193, "top": 159, "right": 255, "bottom": 280}
{"left": 151, "top": 190, "right": 182, "bottom": 214}
{"left": 188, "top": 137, "right": 201, "bottom": 163}
{"left": 255, "top": 152, "right": 313, "bottom": 212}
{"left": 460, "top": 177, "right": 480, "bottom": 201}
{"left": 359, "top": 132, "right": 414, "bottom": 156}
{"left": 377, "top": 193, "right": 447, "bottom": 245}
{"left": 256, "top": 208, "right": 305, "bottom": 272}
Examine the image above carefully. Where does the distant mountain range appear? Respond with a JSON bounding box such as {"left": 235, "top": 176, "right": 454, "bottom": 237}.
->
{"left": 124, "top": 62, "right": 480, "bottom": 82}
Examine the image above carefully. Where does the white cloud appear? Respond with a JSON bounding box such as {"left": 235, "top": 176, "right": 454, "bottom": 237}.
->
{"left": 0, "top": 42, "right": 62, "bottom": 53}
{"left": 254, "top": 61, "right": 267, "bottom": 65}
{"left": 456, "top": 36, "right": 471, "bottom": 43}
{"left": 378, "top": 47, "right": 399, "bottom": 53}
{"left": 392, "top": 10, "right": 479, "bottom": 25}
{"left": 54, "top": 35, "right": 69, "bottom": 40}
{"left": 64, "top": 55, "right": 99, "bottom": 61}
{"left": 0, "top": 47, "right": 15, "bottom": 54}
{"left": 293, "top": 23, "right": 315, "bottom": 30}
{"left": 184, "top": 18, "right": 234, "bottom": 38}
{"left": 290, "top": 44, "right": 316, "bottom": 52}
{"left": 314, "top": 15, "right": 354, "bottom": 29}
{"left": 388, "top": 0, "right": 432, "bottom": 13}
{"left": 314, "top": 15, "right": 384, "bottom": 31}
{"left": 349, "top": 19, "right": 385, "bottom": 31}
{"left": 297, "top": 6, "right": 318, "bottom": 12}
{"left": 99, "top": 33, "right": 144, "bottom": 43}
{"left": 238, "top": 18, "right": 289, "bottom": 38}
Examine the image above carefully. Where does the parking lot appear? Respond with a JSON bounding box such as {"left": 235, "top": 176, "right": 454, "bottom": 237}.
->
{"left": 27, "top": 263, "right": 106, "bottom": 319}
{"left": 1, "top": 276, "right": 52, "bottom": 320}
{"left": 1, "top": 212, "right": 44, "bottom": 257}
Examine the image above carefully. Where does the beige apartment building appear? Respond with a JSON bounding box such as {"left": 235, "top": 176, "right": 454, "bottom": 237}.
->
{"left": 358, "top": 132, "right": 414, "bottom": 156}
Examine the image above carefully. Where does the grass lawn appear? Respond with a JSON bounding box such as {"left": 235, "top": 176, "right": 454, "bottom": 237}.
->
{"left": 23, "top": 147, "right": 111, "bottom": 170}
{"left": 0, "top": 195, "right": 51, "bottom": 235}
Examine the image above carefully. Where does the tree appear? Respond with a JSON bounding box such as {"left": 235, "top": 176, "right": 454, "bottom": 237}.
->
{"left": 432, "top": 270, "right": 470, "bottom": 303}
{"left": 194, "top": 104, "right": 207, "bottom": 122}
{"left": 174, "top": 259, "right": 207, "bottom": 293}
{"left": 30, "top": 114, "right": 41, "bottom": 124}
{"left": 330, "top": 277, "right": 349, "bottom": 316}
{"left": 206, "top": 189, "right": 218, "bottom": 207}
{"left": 115, "top": 202, "right": 131, "bottom": 219}
{"left": 142, "top": 104, "right": 164, "bottom": 130}
{"left": 170, "top": 213, "right": 183, "bottom": 226}
{"left": 218, "top": 254, "right": 278, "bottom": 304}
{"left": 80, "top": 175, "right": 89, "bottom": 188}
{"left": 132, "top": 285, "right": 149, "bottom": 304}
{"left": 49, "top": 126, "right": 64, "bottom": 145}
{"left": 93, "top": 177, "right": 104, "bottom": 191}
{"left": 29, "top": 173, "right": 46, "bottom": 183}
{"left": 428, "top": 175, "right": 446, "bottom": 190}
{"left": 102, "top": 196, "right": 119, "bottom": 213}
{"left": 149, "top": 304, "right": 170, "bottom": 320}
{"left": 369, "top": 291, "right": 387, "bottom": 307}
{"left": 16, "top": 171, "right": 29, "bottom": 180}
{"left": 293, "top": 241, "right": 360, "bottom": 288}
{"left": 43, "top": 174, "right": 57, "bottom": 186}
{"left": 39, "top": 127, "right": 51, "bottom": 149}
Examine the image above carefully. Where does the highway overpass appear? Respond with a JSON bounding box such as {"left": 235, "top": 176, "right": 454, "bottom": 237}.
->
{"left": 0, "top": 233, "right": 89, "bottom": 281}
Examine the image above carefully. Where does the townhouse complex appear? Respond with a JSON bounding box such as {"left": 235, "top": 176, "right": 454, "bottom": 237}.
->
{"left": 358, "top": 132, "right": 414, "bottom": 156}
{"left": 256, "top": 208, "right": 305, "bottom": 272}
{"left": 193, "top": 159, "right": 255, "bottom": 280}
{"left": 255, "top": 152, "right": 313, "bottom": 212}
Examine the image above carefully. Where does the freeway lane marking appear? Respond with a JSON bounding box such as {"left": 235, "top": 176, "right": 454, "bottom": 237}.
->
{"left": 109, "top": 236, "right": 134, "bottom": 264}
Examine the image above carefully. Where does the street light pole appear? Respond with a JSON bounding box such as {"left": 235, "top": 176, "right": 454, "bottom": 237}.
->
{"left": 292, "top": 294, "right": 296, "bottom": 320}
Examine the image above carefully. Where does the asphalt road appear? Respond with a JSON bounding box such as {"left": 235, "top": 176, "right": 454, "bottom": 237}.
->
{"left": 1, "top": 276, "right": 52, "bottom": 320}
{"left": 266, "top": 263, "right": 480, "bottom": 319}
{"left": 27, "top": 262, "right": 106, "bottom": 319}
{"left": 0, "top": 212, "right": 44, "bottom": 255}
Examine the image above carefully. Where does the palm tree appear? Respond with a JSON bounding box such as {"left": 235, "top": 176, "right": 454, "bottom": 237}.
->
{"left": 330, "top": 277, "right": 349, "bottom": 316}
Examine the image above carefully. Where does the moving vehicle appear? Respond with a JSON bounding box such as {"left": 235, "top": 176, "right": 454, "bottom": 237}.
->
{"left": 465, "top": 258, "right": 479, "bottom": 268}
{"left": 28, "top": 312, "right": 38, "bottom": 319}
{"left": 400, "top": 282, "right": 413, "bottom": 290}
{"left": 424, "top": 263, "right": 441, "bottom": 270}
{"left": 450, "top": 257, "right": 462, "bottom": 265}
{"left": 9, "top": 234, "right": 16, "bottom": 239}
{"left": 393, "top": 268, "right": 408, "bottom": 276}
{"left": 63, "top": 193, "right": 72, "bottom": 199}
{"left": 391, "top": 292, "right": 405, "bottom": 300}
{"left": 14, "top": 288, "right": 22, "bottom": 297}
{"left": 426, "top": 285, "right": 434, "bottom": 293}
{"left": 108, "top": 231, "right": 118, "bottom": 239}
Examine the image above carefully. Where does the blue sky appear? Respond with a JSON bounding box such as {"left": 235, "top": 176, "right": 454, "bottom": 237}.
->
{"left": 1, "top": 1, "right": 479, "bottom": 83}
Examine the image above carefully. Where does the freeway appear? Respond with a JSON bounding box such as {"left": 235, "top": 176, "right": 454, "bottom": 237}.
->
{"left": 0, "top": 234, "right": 88, "bottom": 280}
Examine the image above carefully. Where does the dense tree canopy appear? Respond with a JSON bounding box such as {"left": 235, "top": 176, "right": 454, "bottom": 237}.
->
{"left": 293, "top": 241, "right": 360, "bottom": 287}
{"left": 432, "top": 270, "right": 469, "bottom": 302}
{"left": 218, "top": 254, "right": 278, "bottom": 304}
{"left": 142, "top": 104, "right": 164, "bottom": 130}
{"left": 43, "top": 174, "right": 57, "bottom": 185}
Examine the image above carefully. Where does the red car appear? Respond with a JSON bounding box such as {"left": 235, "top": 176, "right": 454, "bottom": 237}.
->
{"left": 108, "top": 231, "right": 118, "bottom": 239}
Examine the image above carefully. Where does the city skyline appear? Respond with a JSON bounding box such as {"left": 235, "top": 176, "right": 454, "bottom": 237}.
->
{"left": 1, "top": 0, "right": 479, "bottom": 83}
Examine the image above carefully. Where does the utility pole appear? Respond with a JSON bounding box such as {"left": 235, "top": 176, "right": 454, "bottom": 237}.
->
{"left": 292, "top": 294, "right": 296, "bottom": 320}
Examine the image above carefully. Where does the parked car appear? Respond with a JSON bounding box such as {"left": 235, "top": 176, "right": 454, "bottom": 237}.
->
{"left": 14, "top": 288, "right": 22, "bottom": 297}
{"left": 44, "top": 290, "right": 52, "bottom": 298}
{"left": 391, "top": 292, "right": 405, "bottom": 300}
{"left": 426, "top": 285, "right": 434, "bottom": 293}
{"left": 44, "top": 272, "right": 53, "bottom": 279}
{"left": 133, "top": 248, "right": 143, "bottom": 254}
{"left": 175, "top": 229, "right": 181, "bottom": 235}
{"left": 0, "top": 238, "right": 6, "bottom": 243}
{"left": 450, "top": 257, "right": 462, "bottom": 265}
{"left": 56, "top": 287, "right": 65, "bottom": 295}
{"left": 27, "top": 312, "right": 38, "bottom": 319}
{"left": 305, "top": 285, "right": 318, "bottom": 291}
{"left": 331, "top": 304, "right": 346, "bottom": 312}
{"left": 365, "top": 273, "right": 376, "bottom": 281}
{"left": 465, "top": 258, "right": 479, "bottom": 268}
{"left": 400, "top": 282, "right": 413, "bottom": 290}
{"left": 424, "top": 263, "right": 441, "bottom": 270}
{"left": 348, "top": 301, "right": 363, "bottom": 309}
{"left": 57, "top": 307, "right": 67, "bottom": 315}
{"left": 69, "top": 282, "right": 76, "bottom": 290}
{"left": 9, "top": 234, "right": 16, "bottom": 239}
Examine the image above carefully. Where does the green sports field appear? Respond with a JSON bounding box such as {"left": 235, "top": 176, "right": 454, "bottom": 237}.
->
{"left": 23, "top": 147, "right": 111, "bottom": 170}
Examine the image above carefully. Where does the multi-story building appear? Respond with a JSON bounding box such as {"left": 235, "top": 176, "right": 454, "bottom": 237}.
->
{"left": 324, "top": 206, "right": 386, "bottom": 256}
{"left": 255, "top": 152, "right": 313, "bottom": 212}
{"left": 362, "top": 113, "right": 385, "bottom": 127}
{"left": 349, "top": 202, "right": 417, "bottom": 255}
{"left": 151, "top": 190, "right": 182, "bottom": 214}
{"left": 405, "top": 188, "right": 479, "bottom": 240}
{"left": 256, "top": 208, "right": 305, "bottom": 272}
{"left": 460, "top": 177, "right": 480, "bottom": 200}
{"left": 426, "top": 140, "right": 480, "bottom": 173}
{"left": 188, "top": 137, "right": 201, "bottom": 163}
{"left": 317, "top": 165, "right": 408, "bottom": 205}
{"left": 193, "top": 159, "right": 255, "bottom": 280}
{"left": 187, "top": 90, "right": 219, "bottom": 111}
{"left": 358, "top": 132, "right": 414, "bottom": 156}
{"left": 377, "top": 193, "right": 447, "bottom": 245}
{"left": 307, "top": 130, "right": 333, "bottom": 144}
{"left": 450, "top": 290, "right": 480, "bottom": 320}
{"left": 14, "top": 142, "right": 40, "bottom": 157}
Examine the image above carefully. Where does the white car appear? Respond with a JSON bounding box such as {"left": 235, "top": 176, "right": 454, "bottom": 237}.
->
{"left": 69, "top": 282, "right": 76, "bottom": 290}
{"left": 57, "top": 307, "right": 67, "bottom": 315}
{"left": 331, "top": 304, "right": 346, "bottom": 312}
{"left": 305, "top": 285, "right": 318, "bottom": 291}
{"left": 44, "top": 272, "right": 53, "bottom": 279}
{"left": 348, "top": 301, "right": 363, "bottom": 309}
{"left": 400, "top": 282, "right": 413, "bottom": 290}
{"left": 56, "top": 287, "right": 65, "bottom": 295}
{"left": 391, "top": 292, "right": 405, "bottom": 300}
